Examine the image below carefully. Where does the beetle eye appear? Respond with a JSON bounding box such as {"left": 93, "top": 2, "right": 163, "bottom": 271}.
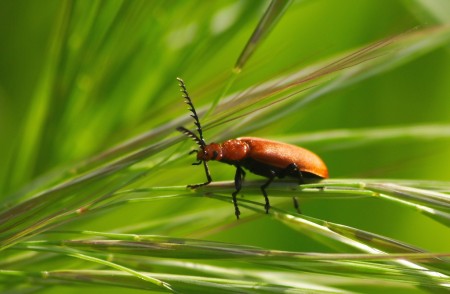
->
{"left": 212, "top": 151, "right": 218, "bottom": 159}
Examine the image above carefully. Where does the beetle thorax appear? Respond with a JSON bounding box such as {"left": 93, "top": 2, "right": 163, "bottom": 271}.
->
{"left": 197, "top": 140, "right": 250, "bottom": 163}
{"left": 220, "top": 139, "right": 250, "bottom": 163}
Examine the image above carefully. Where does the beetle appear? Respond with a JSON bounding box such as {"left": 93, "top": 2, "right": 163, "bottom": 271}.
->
{"left": 176, "top": 77, "right": 328, "bottom": 219}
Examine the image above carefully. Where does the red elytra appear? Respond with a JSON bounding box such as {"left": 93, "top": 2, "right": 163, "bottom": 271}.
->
{"left": 176, "top": 78, "right": 328, "bottom": 219}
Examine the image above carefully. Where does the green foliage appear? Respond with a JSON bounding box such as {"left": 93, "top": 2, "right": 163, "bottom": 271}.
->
{"left": 1, "top": 0, "right": 450, "bottom": 293}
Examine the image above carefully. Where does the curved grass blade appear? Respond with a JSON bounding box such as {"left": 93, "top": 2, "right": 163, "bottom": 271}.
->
{"left": 209, "top": 26, "right": 450, "bottom": 136}
{"left": 276, "top": 124, "right": 450, "bottom": 147}
{"left": 234, "top": 0, "right": 292, "bottom": 72}
{"left": 6, "top": 2, "right": 72, "bottom": 193}
{"left": 9, "top": 236, "right": 450, "bottom": 292}
{"left": 0, "top": 269, "right": 345, "bottom": 294}
{"left": 0, "top": 136, "right": 180, "bottom": 250}
{"left": 8, "top": 244, "right": 175, "bottom": 292}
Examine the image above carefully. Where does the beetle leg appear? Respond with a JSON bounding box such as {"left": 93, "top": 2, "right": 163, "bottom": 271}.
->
{"left": 261, "top": 171, "right": 275, "bottom": 214}
{"left": 232, "top": 166, "right": 244, "bottom": 219}
{"left": 187, "top": 161, "right": 212, "bottom": 189}
{"left": 280, "top": 163, "right": 303, "bottom": 214}
{"left": 292, "top": 197, "right": 301, "bottom": 214}
{"left": 239, "top": 169, "right": 247, "bottom": 198}
{"left": 295, "top": 168, "right": 305, "bottom": 213}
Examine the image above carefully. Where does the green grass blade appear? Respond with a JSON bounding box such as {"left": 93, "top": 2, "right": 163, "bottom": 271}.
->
{"left": 234, "top": 0, "right": 292, "bottom": 72}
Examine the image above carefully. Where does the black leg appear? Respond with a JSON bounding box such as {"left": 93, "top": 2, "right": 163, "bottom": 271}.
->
{"left": 294, "top": 169, "right": 305, "bottom": 213}
{"left": 292, "top": 197, "right": 301, "bottom": 214}
{"left": 280, "top": 163, "right": 304, "bottom": 214}
{"left": 241, "top": 168, "right": 246, "bottom": 180}
{"left": 187, "top": 161, "right": 212, "bottom": 189}
{"left": 232, "top": 166, "right": 244, "bottom": 219}
{"left": 239, "top": 169, "right": 246, "bottom": 198}
{"left": 261, "top": 171, "right": 275, "bottom": 214}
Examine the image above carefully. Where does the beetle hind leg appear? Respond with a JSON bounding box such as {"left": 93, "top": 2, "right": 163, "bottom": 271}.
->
{"left": 280, "top": 163, "right": 304, "bottom": 214}
{"left": 292, "top": 197, "right": 302, "bottom": 214}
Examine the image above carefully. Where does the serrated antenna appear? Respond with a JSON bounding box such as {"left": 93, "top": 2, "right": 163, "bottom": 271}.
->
{"left": 176, "top": 126, "right": 204, "bottom": 148}
{"left": 176, "top": 77, "right": 206, "bottom": 147}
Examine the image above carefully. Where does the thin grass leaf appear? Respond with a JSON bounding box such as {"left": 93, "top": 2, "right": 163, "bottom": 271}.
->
{"left": 407, "top": 0, "right": 450, "bottom": 23}
{"left": 9, "top": 237, "right": 450, "bottom": 292}
{"left": 9, "top": 244, "right": 174, "bottom": 292}
{"left": 0, "top": 269, "right": 347, "bottom": 294}
{"left": 234, "top": 0, "right": 292, "bottom": 72}
{"left": 223, "top": 26, "right": 450, "bottom": 136}
{"left": 6, "top": 2, "right": 71, "bottom": 192}
{"left": 276, "top": 124, "right": 450, "bottom": 146}
{"left": 16, "top": 235, "right": 450, "bottom": 263}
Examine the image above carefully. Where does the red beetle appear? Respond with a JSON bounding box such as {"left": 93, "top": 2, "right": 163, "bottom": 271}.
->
{"left": 176, "top": 78, "right": 328, "bottom": 219}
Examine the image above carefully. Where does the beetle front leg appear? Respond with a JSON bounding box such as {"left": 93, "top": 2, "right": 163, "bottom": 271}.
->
{"left": 187, "top": 161, "right": 212, "bottom": 189}
{"left": 232, "top": 166, "right": 245, "bottom": 219}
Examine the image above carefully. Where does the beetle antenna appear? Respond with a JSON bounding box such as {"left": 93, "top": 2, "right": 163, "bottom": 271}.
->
{"left": 176, "top": 77, "right": 206, "bottom": 147}
{"left": 176, "top": 126, "right": 204, "bottom": 148}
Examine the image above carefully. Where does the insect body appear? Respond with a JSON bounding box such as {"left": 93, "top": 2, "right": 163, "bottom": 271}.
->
{"left": 176, "top": 78, "right": 328, "bottom": 219}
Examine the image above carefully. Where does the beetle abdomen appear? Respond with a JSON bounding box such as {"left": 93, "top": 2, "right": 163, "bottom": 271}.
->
{"left": 238, "top": 137, "right": 328, "bottom": 178}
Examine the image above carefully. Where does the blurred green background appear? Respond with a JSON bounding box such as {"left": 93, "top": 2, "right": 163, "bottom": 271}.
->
{"left": 1, "top": 0, "right": 450, "bottom": 292}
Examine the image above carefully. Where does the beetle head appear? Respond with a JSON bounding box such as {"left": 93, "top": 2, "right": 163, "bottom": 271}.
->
{"left": 197, "top": 143, "right": 222, "bottom": 162}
